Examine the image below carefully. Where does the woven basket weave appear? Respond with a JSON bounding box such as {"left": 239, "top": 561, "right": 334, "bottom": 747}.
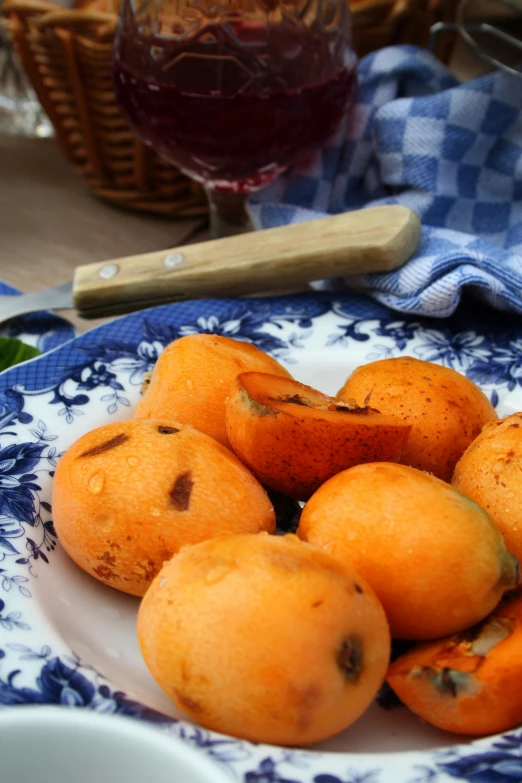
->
{"left": 2, "top": 0, "right": 458, "bottom": 218}
{"left": 351, "top": 0, "right": 457, "bottom": 58}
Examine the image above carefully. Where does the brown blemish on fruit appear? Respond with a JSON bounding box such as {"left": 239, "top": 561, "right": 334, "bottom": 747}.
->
{"left": 141, "top": 372, "right": 152, "bottom": 396}
{"left": 292, "top": 684, "right": 323, "bottom": 732}
{"left": 174, "top": 691, "right": 203, "bottom": 714}
{"left": 157, "top": 425, "right": 180, "bottom": 434}
{"left": 354, "top": 583, "right": 364, "bottom": 594}
{"left": 93, "top": 563, "right": 117, "bottom": 581}
{"left": 337, "top": 635, "right": 364, "bottom": 683}
{"left": 99, "top": 551, "right": 117, "bottom": 566}
{"left": 170, "top": 472, "right": 194, "bottom": 511}
{"left": 312, "top": 599, "right": 324, "bottom": 608}
{"left": 80, "top": 433, "right": 129, "bottom": 458}
{"left": 447, "top": 400, "right": 464, "bottom": 409}
{"left": 160, "top": 549, "right": 171, "bottom": 565}
{"left": 134, "top": 558, "right": 158, "bottom": 582}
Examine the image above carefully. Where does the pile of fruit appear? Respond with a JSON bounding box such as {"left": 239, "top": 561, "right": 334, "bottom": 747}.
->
{"left": 52, "top": 334, "right": 522, "bottom": 746}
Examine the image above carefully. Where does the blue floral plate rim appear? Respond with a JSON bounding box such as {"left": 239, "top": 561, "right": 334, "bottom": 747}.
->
{"left": 0, "top": 291, "right": 521, "bottom": 783}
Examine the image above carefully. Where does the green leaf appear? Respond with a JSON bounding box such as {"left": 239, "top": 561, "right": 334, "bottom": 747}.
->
{"left": 0, "top": 337, "right": 41, "bottom": 371}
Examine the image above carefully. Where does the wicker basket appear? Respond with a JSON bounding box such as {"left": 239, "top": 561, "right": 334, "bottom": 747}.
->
{"left": 1, "top": 0, "right": 458, "bottom": 218}
{"left": 2, "top": 0, "right": 209, "bottom": 216}
{"left": 351, "top": 0, "right": 457, "bottom": 58}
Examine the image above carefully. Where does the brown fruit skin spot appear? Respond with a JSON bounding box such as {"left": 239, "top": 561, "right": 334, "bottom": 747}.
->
{"left": 174, "top": 691, "right": 203, "bottom": 714}
{"left": 93, "top": 563, "right": 117, "bottom": 581}
{"left": 157, "top": 425, "right": 180, "bottom": 434}
{"left": 141, "top": 372, "right": 152, "bottom": 396}
{"left": 134, "top": 558, "right": 159, "bottom": 583}
{"left": 99, "top": 551, "right": 117, "bottom": 567}
{"left": 170, "top": 472, "right": 194, "bottom": 511}
{"left": 290, "top": 683, "right": 323, "bottom": 733}
{"left": 79, "top": 433, "right": 129, "bottom": 458}
{"left": 337, "top": 635, "right": 364, "bottom": 683}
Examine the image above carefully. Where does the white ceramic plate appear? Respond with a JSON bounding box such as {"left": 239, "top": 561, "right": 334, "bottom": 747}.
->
{"left": 0, "top": 706, "right": 233, "bottom": 783}
{"left": 1, "top": 292, "right": 521, "bottom": 783}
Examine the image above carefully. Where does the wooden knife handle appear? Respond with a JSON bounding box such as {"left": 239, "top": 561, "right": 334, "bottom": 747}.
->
{"left": 72, "top": 205, "right": 421, "bottom": 318}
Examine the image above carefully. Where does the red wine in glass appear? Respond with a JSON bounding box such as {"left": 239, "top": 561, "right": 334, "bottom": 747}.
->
{"left": 113, "top": 10, "right": 356, "bottom": 234}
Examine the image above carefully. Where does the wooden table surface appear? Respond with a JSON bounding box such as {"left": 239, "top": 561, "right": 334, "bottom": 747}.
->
{"left": 0, "top": 41, "right": 486, "bottom": 336}
{"left": 0, "top": 135, "right": 208, "bottom": 333}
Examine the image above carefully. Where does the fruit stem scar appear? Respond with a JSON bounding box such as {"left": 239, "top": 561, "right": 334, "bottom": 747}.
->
{"left": 79, "top": 433, "right": 129, "bottom": 457}
{"left": 412, "top": 665, "right": 473, "bottom": 697}
{"left": 170, "top": 471, "right": 194, "bottom": 511}
{"left": 440, "top": 667, "right": 457, "bottom": 697}
{"left": 337, "top": 635, "right": 363, "bottom": 683}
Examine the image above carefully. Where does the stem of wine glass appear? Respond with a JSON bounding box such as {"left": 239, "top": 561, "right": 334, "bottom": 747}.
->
{"left": 204, "top": 187, "right": 253, "bottom": 239}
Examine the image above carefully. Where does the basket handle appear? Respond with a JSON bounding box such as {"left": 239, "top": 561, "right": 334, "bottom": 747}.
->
{"left": 2, "top": 0, "right": 117, "bottom": 30}
{"left": 349, "top": 0, "right": 451, "bottom": 17}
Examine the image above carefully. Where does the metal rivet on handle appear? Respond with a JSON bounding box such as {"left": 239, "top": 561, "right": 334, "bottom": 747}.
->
{"left": 164, "top": 252, "right": 184, "bottom": 268}
{"left": 98, "top": 263, "right": 119, "bottom": 279}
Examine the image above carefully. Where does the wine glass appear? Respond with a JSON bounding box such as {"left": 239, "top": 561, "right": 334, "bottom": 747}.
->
{"left": 113, "top": 0, "right": 356, "bottom": 237}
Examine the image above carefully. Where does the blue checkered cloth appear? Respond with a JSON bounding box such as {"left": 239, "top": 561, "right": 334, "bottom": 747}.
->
{"left": 248, "top": 46, "right": 522, "bottom": 318}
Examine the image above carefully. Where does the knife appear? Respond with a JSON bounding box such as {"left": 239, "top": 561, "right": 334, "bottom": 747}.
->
{"left": 0, "top": 206, "right": 421, "bottom": 323}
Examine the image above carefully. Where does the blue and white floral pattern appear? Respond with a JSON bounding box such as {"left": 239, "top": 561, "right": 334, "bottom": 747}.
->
{"left": 1, "top": 292, "right": 522, "bottom": 783}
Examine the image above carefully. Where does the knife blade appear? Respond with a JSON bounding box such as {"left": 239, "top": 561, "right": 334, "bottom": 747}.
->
{"left": 0, "top": 206, "right": 421, "bottom": 323}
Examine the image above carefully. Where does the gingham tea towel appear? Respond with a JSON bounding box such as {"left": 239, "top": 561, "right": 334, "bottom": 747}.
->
{"left": 248, "top": 46, "right": 522, "bottom": 318}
